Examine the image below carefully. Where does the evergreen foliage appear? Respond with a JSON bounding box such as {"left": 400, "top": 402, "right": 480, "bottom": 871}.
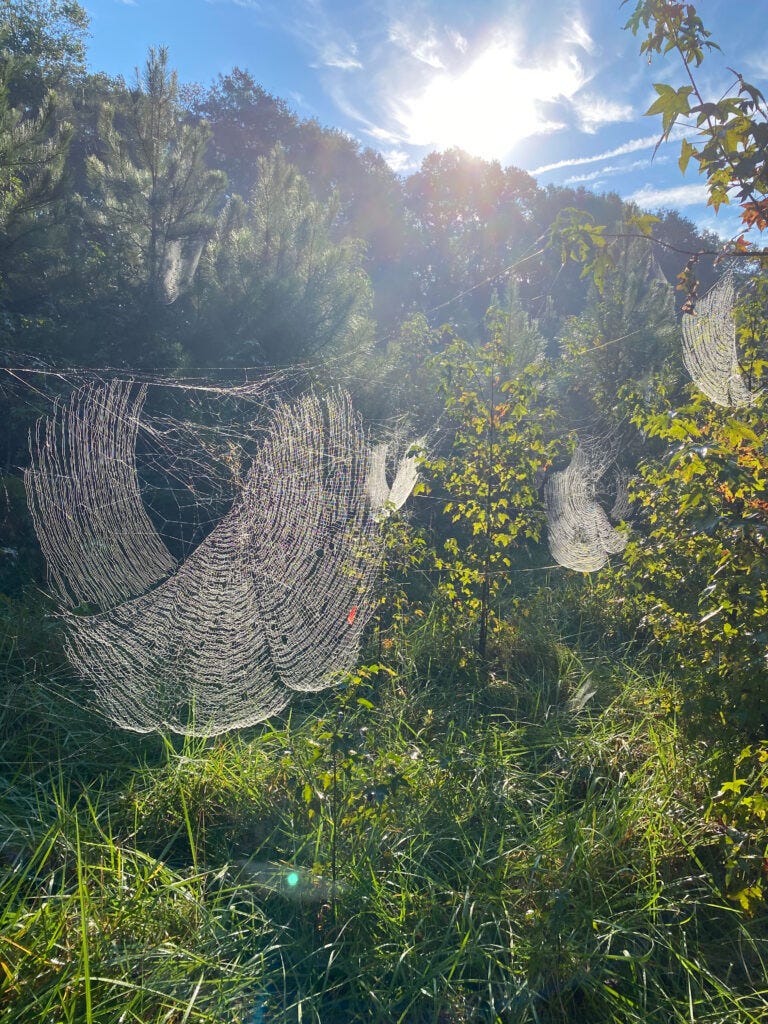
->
{"left": 86, "top": 48, "right": 226, "bottom": 305}
{"left": 198, "top": 146, "right": 373, "bottom": 365}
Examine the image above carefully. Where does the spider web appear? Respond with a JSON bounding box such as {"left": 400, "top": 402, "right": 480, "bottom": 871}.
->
{"left": 25, "top": 381, "right": 177, "bottom": 610}
{"left": 365, "top": 434, "right": 424, "bottom": 520}
{"left": 681, "top": 272, "right": 758, "bottom": 407}
{"left": 22, "top": 375, "right": 418, "bottom": 735}
{"left": 545, "top": 438, "right": 629, "bottom": 573}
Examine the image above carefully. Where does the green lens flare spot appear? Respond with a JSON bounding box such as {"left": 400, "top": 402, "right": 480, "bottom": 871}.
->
{"left": 286, "top": 871, "right": 300, "bottom": 887}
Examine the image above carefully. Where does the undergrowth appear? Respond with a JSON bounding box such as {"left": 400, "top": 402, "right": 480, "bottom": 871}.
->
{"left": 1, "top": 600, "right": 767, "bottom": 1023}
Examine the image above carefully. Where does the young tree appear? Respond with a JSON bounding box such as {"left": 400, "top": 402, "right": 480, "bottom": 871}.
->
{"left": 0, "top": 59, "right": 70, "bottom": 352}
{"left": 87, "top": 47, "right": 226, "bottom": 305}
{"left": 590, "top": 3, "right": 768, "bottom": 736}
{"left": 423, "top": 291, "right": 557, "bottom": 661}
{"left": 558, "top": 233, "right": 678, "bottom": 426}
{"left": 197, "top": 145, "right": 373, "bottom": 366}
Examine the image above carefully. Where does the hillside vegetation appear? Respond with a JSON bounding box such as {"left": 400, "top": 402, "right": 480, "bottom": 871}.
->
{"left": 1, "top": 2, "right": 768, "bottom": 1021}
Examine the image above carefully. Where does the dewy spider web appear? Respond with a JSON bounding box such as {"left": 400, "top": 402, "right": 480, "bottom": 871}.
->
{"left": 544, "top": 438, "right": 629, "bottom": 573}
{"left": 25, "top": 381, "right": 178, "bottom": 610}
{"left": 24, "top": 377, "right": 418, "bottom": 735}
{"left": 681, "top": 272, "right": 758, "bottom": 408}
{"left": 366, "top": 434, "right": 424, "bottom": 521}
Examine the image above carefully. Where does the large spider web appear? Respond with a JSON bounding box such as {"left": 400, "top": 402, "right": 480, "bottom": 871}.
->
{"left": 681, "top": 272, "right": 758, "bottom": 407}
{"left": 545, "top": 438, "right": 629, "bottom": 573}
{"left": 24, "top": 377, "right": 418, "bottom": 735}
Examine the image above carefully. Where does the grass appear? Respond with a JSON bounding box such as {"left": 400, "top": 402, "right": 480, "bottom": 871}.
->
{"left": 1, "top": 599, "right": 767, "bottom": 1022}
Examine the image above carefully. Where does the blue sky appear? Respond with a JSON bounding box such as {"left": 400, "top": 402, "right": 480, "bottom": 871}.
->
{"left": 82, "top": 0, "right": 767, "bottom": 238}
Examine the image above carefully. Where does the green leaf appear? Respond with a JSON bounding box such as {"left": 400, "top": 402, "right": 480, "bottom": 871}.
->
{"left": 678, "top": 137, "right": 697, "bottom": 174}
{"left": 646, "top": 83, "right": 693, "bottom": 137}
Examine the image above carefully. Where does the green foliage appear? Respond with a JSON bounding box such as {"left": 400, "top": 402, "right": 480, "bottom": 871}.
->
{"left": 403, "top": 148, "right": 540, "bottom": 331}
{"left": 2, "top": 611, "right": 768, "bottom": 1023}
{"left": 624, "top": 0, "right": 768, "bottom": 235}
{"left": 600, "top": 359, "right": 768, "bottom": 732}
{"left": 422, "top": 292, "right": 557, "bottom": 658}
{"left": 557, "top": 234, "right": 677, "bottom": 421}
{"left": 5, "top": 13, "right": 768, "bottom": 1019}
{"left": 548, "top": 207, "right": 612, "bottom": 294}
{"left": 623, "top": 0, "right": 719, "bottom": 67}
{"left": 0, "top": 0, "right": 88, "bottom": 110}
{"left": 86, "top": 47, "right": 226, "bottom": 304}
{"left": 0, "top": 44, "right": 72, "bottom": 365}
{"left": 199, "top": 145, "right": 373, "bottom": 365}
{"left": 0, "top": 74, "right": 67, "bottom": 234}
{"left": 709, "top": 743, "right": 768, "bottom": 916}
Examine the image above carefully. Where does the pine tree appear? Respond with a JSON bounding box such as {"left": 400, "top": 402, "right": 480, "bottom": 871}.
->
{"left": 198, "top": 145, "right": 373, "bottom": 365}
{"left": 0, "top": 56, "right": 70, "bottom": 348}
{"left": 86, "top": 47, "right": 226, "bottom": 305}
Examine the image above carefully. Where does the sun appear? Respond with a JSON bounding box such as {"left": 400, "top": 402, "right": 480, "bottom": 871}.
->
{"left": 396, "top": 39, "right": 586, "bottom": 161}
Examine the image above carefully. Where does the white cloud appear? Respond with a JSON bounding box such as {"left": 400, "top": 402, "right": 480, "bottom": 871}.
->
{"left": 694, "top": 208, "right": 742, "bottom": 241}
{"left": 573, "top": 95, "right": 634, "bottom": 133}
{"left": 382, "top": 148, "right": 417, "bottom": 173}
{"left": 531, "top": 127, "right": 685, "bottom": 175}
{"left": 389, "top": 22, "right": 445, "bottom": 69}
{"left": 563, "top": 17, "right": 595, "bottom": 54}
{"left": 228, "top": 0, "right": 365, "bottom": 73}
{"left": 447, "top": 29, "right": 468, "bottom": 55}
{"left": 627, "top": 182, "right": 709, "bottom": 208}
{"left": 315, "top": 41, "right": 362, "bottom": 71}
{"left": 564, "top": 167, "right": 607, "bottom": 185}
{"left": 743, "top": 51, "right": 768, "bottom": 79}
{"left": 563, "top": 157, "right": 652, "bottom": 185}
{"left": 366, "top": 124, "right": 402, "bottom": 145}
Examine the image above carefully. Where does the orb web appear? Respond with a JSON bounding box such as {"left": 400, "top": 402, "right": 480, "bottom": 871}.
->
{"left": 25, "top": 381, "right": 177, "bottom": 609}
{"left": 365, "top": 435, "right": 424, "bottom": 520}
{"left": 545, "top": 439, "right": 629, "bottom": 573}
{"left": 242, "top": 391, "right": 382, "bottom": 695}
{"left": 24, "top": 380, "right": 419, "bottom": 735}
{"left": 681, "top": 272, "right": 758, "bottom": 407}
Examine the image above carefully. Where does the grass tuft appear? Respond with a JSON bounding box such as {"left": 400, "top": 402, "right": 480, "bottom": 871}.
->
{"left": 1, "top": 598, "right": 767, "bottom": 1022}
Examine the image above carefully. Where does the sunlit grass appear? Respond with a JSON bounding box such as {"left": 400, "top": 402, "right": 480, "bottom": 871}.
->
{"left": 1, "top": 601, "right": 767, "bottom": 1022}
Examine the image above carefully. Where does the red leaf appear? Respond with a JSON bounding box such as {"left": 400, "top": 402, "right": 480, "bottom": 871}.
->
{"left": 741, "top": 200, "right": 768, "bottom": 231}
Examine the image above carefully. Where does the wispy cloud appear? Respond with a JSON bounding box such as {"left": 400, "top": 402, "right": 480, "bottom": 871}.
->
{"left": 259, "top": 1, "right": 617, "bottom": 166}
{"left": 530, "top": 128, "right": 685, "bottom": 175}
{"left": 564, "top": 167, "right": 609, "bottom": 185}
{"left": 447, "top": 29, "right": 468, "bottom": 55}
{"left": 743, "top": 51, "right": 768, "bottom": 79}
{"left": 563, "top": 16, "right": 595, "bottom": 54}
{"left": 572, "top": 95, "right": 634, "bottom": 133}
{"left": 226, "top": 0, "right": 366, "bottom": 72}
{"left": 627, "top": 182, "right": 709, "bottom": 208}
{"left": 388, "top": 22, "right": 446, "bottom": 69}
{"left": 563, "top": 157, "right": 654, "bottom": 185}
{"left": 315, "top": 42, "right": 362, "bottom": 71}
